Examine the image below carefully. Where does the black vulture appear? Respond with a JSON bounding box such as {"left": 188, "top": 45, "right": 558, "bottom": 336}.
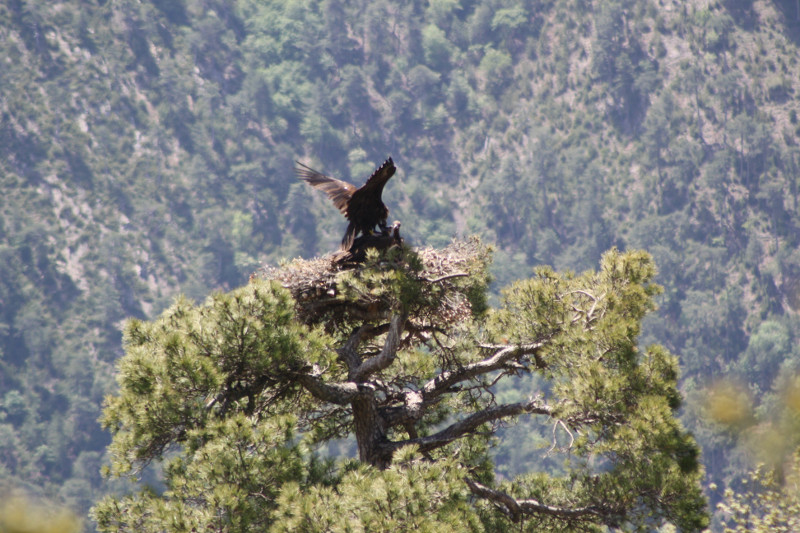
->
{"left": 296, "top": 157, "right": 396, "bottom": 250}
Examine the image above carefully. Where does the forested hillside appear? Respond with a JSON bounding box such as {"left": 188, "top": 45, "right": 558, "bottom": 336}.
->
{"left": 2, "top": 0, "right": 800, "bottom": 529}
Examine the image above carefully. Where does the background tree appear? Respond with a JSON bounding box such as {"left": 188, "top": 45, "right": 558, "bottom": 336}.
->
{"left": 717, "top": 452, "right": 800, "bottom": 532}
{"left": 94, "top": 242, "right": 707, "bottom": 532}
{"left": 0, "top": 492, "right": 82, "bottom": 533}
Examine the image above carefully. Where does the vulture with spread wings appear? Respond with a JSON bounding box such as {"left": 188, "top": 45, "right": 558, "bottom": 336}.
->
{"left": 295, "top": 157, "right": 396, "bottom": 250}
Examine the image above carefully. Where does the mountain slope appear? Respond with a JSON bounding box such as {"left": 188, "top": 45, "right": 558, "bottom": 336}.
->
{"left": 2, "top": 0, "right": 800, "bottom": 525}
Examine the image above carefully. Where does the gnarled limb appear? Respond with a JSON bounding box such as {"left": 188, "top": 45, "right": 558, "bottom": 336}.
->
{"left": 338, "top": 325, "right": 370, "bottom": 373}
{"left": 421, "top": 342, "right": 547, "bottom": 403}
{"left": 377, "top": 342, "right": 549, "bottom": 431}
{"left": 464, "top": 478, "right": 606, "bottom": 523}
{"left": 352, "top": 312, "right": 408, "bottom": 380}
{"left": 294, "top": 373, "right": 363, "bottom": 405}
{"left": 387, "top": 397, "right": 553, "bottom": 454}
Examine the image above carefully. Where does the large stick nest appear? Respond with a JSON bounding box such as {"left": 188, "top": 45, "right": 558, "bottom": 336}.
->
{"left": 255, "top": 238, "right": 488, "bottom": 329}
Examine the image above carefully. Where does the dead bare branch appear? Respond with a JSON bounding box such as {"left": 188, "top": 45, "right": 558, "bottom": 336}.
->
{"left": 546, "top": 419, "right": 575, "bottom": 455}
{"left": 422, "top": 272, "right": 468, "bottom": 283}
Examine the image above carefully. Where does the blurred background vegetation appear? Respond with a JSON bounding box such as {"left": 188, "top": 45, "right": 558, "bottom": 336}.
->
{"left": 2, "top": 0, "right": 800, "bottom": 529}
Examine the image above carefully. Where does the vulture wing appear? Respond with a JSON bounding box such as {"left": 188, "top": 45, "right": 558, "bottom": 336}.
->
{"left": 348, "top": 158, "right": 395, "bottom": 214}
{"left": 295, "top": 162, "right": 357, "bottom": 214}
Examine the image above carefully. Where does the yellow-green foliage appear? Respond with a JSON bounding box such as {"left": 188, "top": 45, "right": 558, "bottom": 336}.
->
{"left": 0, "top": 493, "right": 82, "bottom": 533}
{"left": 718, "top": 451, "right": 800, "bottom": 532}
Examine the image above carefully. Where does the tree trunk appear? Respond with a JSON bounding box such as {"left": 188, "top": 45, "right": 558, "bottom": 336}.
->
{"left": 352, "top": 393, "right": 393, "bottom": 469}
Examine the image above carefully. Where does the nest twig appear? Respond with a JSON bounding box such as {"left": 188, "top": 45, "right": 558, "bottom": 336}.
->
{"left": 254, "top": 238, "right": 486, "bottom": 329}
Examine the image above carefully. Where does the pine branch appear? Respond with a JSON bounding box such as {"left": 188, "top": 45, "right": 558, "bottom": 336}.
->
{"left": 421, "top": 342, "right": 546, "bottom": 402}
{"left": 464, "top": 478, "right": 607, "bottom": 523}
{"left": 388, "top": 397, "right": 553, "bottom": 453}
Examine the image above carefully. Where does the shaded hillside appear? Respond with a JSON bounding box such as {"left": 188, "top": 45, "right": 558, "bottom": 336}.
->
{"left": 2, "top": 0, "right": 800, "bottom": 526}
{"left": 458, "top": 0, "right": 800, "bottom": 509}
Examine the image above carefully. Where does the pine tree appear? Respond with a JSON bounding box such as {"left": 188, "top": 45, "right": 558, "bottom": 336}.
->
{"left": 93, "top": 240, "right": 708, "bottom": 531}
